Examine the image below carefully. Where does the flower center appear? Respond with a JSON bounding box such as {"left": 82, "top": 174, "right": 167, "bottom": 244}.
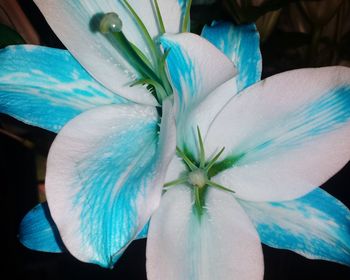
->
{"left": 164, "top": 127, "right": 235, "bottom": 217}
{"left": 188, "top": 169, "right": 207, "bottom": 188}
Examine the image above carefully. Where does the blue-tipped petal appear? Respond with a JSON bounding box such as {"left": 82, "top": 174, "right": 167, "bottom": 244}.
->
{"left": 45, "top": 101, "right": 175, "bottom": 268}
{"left": 239, "top": 188, "right": 350, "bottom": 266}
{"left": 34, "top": 0, "right": 187, "bottom": 105}
{"left": 0, "top": 45, "right": 128, "bottom": 132}
{"left": 160, "top": 33, "right": 236, "bottom": 116}
{"left": 160, "top": 33, "right": 236, "bottom": 159}
{"left": 19, "top": 203, "right": 64, "bottom": 253}
{"left": 136, "top": 222, "right": 149, "bottom": 240}
{"left": 19, "top": 202, "right": 150, "bottom": 254}
{"left": 205, "top": 67, "right": 350, "bottom": 201}
{"left": 201, "top": 21, "right": 262, "bottom": 91}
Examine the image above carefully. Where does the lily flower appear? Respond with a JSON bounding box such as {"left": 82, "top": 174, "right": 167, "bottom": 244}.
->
{"left": 1, "top": 2, "right": 350, "bottom": 280}
{"left": 148, "top": 27, "right": 350, "bottom": 277}
{"left": 1, "top": 0, "right": 239, "bottom": 269}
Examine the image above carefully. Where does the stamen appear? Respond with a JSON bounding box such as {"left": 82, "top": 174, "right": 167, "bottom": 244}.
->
{"left": 181, "top": 0, "right": 192, "bottom": 32}
{"left": 206, "top": 180, "right": 235, "bottom": 193}
{"left": 158, "top": 49, "right": 173, "bottom": 95}
{"left": 131, "top": 78, "right": 167, "bottom": 101}
{"left": 153, "top": 0, "right": 166, "bottom": 34}
{"left": 130, "top": 42, "right": 154, "bottom": 69}
{"left": 176, "top": 147, "right": 197, "bottom": 171}
{"left": 196, "top": 126, "right": 205, "bottom": 168}
{"left": 205, "top": 147, "right": 225, "bottom": 172}
{"left": 122, "top": 0, "right": 158, "bottom": 67}
{"left": 98, "top": 3, "right": 173, "bottom": 103}
{"left": 164, "top": 177, "right": 188, "bottom": 188}
{"left": 99, "top": 12, "right": 123, "bottom": 34}
{"left": 98, "top": 12, "right": 166, "bottom": 102}
{"left": 123, "top": 0, "right": 173, "bottom": 98}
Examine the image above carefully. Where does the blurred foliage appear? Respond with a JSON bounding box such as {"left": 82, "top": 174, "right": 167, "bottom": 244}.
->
{"left": 0, "top": 23, "right": 24, "bottom": 48}
{"left": 192, "top": 0, "right": 350, "bottom": 75}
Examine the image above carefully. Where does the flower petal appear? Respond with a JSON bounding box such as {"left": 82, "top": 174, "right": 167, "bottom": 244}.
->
{"left": 0, "top": 45, "right": 128, "bottom": 132}
{"left": 19, "top": 203, "right": 64, "bottom": 253}
{"left": 46, "top": 101, "right": 175, "bottom": 267}
{"left": 201, "top": 21, "right": 262, "bottom": 91}
{"left": 157, "top": 0, "right": 189, "bottom": 33}
{"left": 19, "top": 203, "right": 149, "bottom": 252}
{"left": 176, "top": 78, "right": 238, "bottom": 159}
{"left": 205, "top": 67, "right": 350, "bottom": 201}
{"left": 239, "top": 188, "right": 350, "bottom": 266}
{"left": 34, "top": 0, "right": 186, "bottom": 105}
{"left": 160, "top": 32, "right": 236, "bottom": 117}
{"left": 146, "top": 186, "right": 264, "bottom": 280}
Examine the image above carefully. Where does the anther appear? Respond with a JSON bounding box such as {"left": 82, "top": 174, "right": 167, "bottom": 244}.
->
{"left": 99, "top": 12, "right": 123, "bottom": 34}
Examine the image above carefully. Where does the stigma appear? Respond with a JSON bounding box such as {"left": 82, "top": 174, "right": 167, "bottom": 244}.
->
{"left": 99, "top": 12, "right": 123, "bottom": 34}
{"left": 188, "top": 169, "right": 208, "bottom": 188}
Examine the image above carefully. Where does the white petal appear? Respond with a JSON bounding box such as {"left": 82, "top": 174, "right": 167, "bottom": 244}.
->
{"left": 0, "top": 45, "right": 128, "bottom": 132}
{"left": 160, "top": 32, "right": 236, "bottom": 158}
{"left": 176, "top": 77, "right": 238, "bottom": 159}
{"left": 157, "top": 0, "right": 187, "bottom": 33}
{"left": 161, "top": 32, "right": 236, "bottom": 116}
{"left": 239, "top": 188, "right": 350, "bottom": 266}
{"left": 46, "top": 102, "right": 175, "bottom": 267}
{"left": 205, "top": 66, "right": 350, "bottom": 201}
{"left": 146, "top": 186, "right": 264, "bottom": 280}
{"left": 34, "top": 0, "right": 184, "bottom": 105}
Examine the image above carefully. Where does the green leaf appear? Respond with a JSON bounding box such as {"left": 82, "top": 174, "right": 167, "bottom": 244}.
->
{"left": 0, "top": 24, "right": 25, "bottom": 48}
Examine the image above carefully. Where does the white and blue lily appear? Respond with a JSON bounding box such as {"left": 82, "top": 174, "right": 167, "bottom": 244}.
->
{"left": 147, "top": 54, "right": 350, "bottom": 278}
{"left": 0, "top": 0, "right": 239, "bottom": 269}
{"left": 2, "top": 1, "right": 350, "bottom": 279}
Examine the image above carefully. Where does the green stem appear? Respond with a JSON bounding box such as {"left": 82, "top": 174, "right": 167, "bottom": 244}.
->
{"left": 194, "top": 187, "right": 203, "bottom": 217}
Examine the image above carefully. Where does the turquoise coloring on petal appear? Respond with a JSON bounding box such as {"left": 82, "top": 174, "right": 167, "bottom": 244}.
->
{"left": 136, "top": 222, "right": 149, "bottom": 239}
{"left": 19, "top": 203, "right": 64, "bottom": 253}
{"left": 160, "top": 36, "right": 198, "bottom": 108}
{"left": 73, "top": 122, "right": 158, "bottom": 266}
{"left": 44, "top": 102, "right": 177, "bottom": 268}
{"left": 244, "top": 85, "right": 350, "bottom": 159}
{"left": 239, "top": 188, "right": 350, "bottom": 266}
{"left": 201, "top": 21, "right": 262, "bottom": 91}
{"left": 0, "top": 45, "right": 128, "bottom": 132}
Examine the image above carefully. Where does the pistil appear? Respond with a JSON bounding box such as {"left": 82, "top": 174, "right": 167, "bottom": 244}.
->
{"left": 165, "top": 127, "right": 235, "bottom": 217}
{"left": 97, "top": 6, "right": 173, "bottom": 104}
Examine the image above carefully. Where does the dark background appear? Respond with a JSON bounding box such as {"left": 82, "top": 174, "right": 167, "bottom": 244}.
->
{"left": 1, "top": 0, "right": 350, "bottom": 279}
